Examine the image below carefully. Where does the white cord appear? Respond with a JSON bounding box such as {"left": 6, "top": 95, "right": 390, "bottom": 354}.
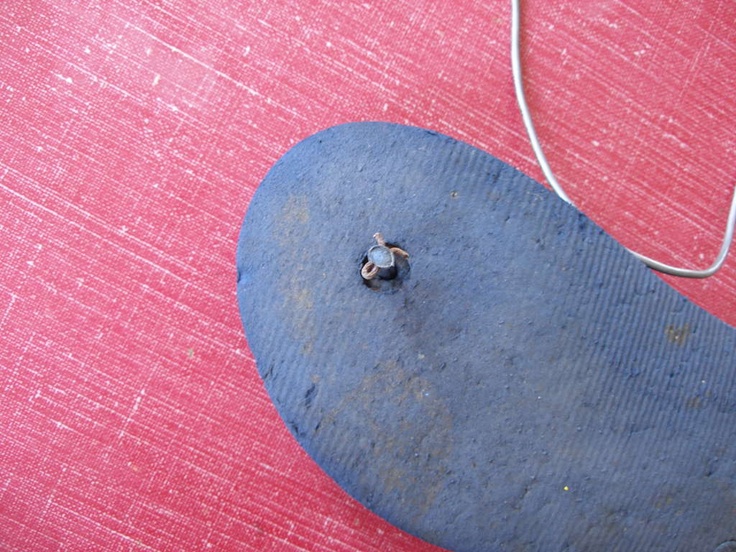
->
{"left": 510, "top": 0, "right": 736, "bottom": 279}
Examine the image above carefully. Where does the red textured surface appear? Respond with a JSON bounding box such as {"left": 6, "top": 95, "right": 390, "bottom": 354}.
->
{"left": 1, "top": 1, "right": 734, "bottom": 551}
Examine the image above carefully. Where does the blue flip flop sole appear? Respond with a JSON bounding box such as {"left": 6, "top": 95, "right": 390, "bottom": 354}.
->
{"left": 236, "top": 122, "right": 736, "bottom": 552}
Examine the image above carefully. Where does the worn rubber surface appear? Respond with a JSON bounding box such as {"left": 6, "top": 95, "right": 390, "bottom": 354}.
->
{"left": 236, "top": 122, "right": 736, "bottom": 552}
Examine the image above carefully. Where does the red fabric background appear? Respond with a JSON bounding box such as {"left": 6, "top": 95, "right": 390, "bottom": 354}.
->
{"left": 1, "top": 1, "right": 734, "bottom": 550}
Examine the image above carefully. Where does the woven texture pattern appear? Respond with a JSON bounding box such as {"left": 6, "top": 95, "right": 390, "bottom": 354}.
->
{"left": 1, "top": 1, "right": 734, "bottom": 551}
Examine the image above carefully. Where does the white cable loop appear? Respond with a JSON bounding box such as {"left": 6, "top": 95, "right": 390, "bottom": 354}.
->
{"left": 510, "top": 0, "right": 736, "bottom": 279}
